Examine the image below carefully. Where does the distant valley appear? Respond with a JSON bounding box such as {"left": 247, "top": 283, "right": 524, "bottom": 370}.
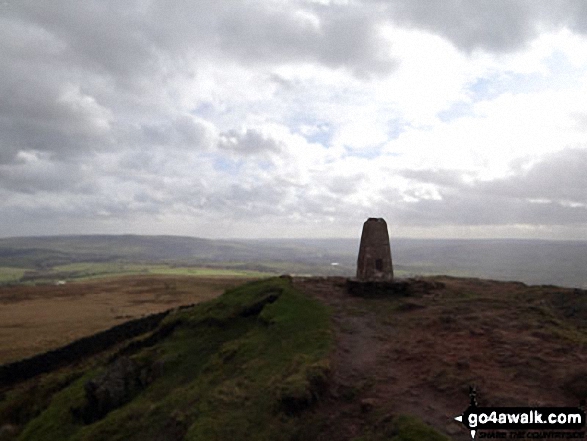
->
{"left": 0, "top": 235, "right": 585, "bottom": 288}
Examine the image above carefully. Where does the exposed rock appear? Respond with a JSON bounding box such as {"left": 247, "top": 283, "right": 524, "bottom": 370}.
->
{"left": 240, "top": 289, "right": 281, "bottom": 317}
{"left": 74, "top": 356, "right": 152, "bottom": 424}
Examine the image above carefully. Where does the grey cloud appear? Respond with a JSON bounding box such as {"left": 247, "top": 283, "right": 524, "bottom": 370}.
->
{"left": 171, "top": 170, "right": 366, "bottom": 223}
{"left": 149, "top": 0, "right": 587, "bottom": 62}
{"left": 553, "top": 1, "right": 587, "bottom": 34}
{"left": 0, "top": 81, "right": 112, "bottom": 163}
{"left": 400, "top": 169, "right": 465, "bottom": 188}
{"left": 1, "top": 0, "right": 396, "bottom": 163}
{"left": 269, "top": 73, "right": 296, "bottom": 91}
{"left": 376, "top": 0, "right": 587, "bottom": 53}
{"left": 394, "top": 194, "right": 586, "bottom": 227}
{"left": 384, "top": 0, "right": 537, "bottom": 53}
{"left": 396, "top": 148, "right": 587, "bottom": 226}
{"left": 188, "top": 182, "right": 290, "bottom": 221}
{"left": 10, "top": 1, "right": 156, "bottom": 78}
{"left": 316, "top": 6, "right": 397, "bottom": 77}
{"left": 8, "top": 144, "right": 581, "bottom": 237}
{"left": 0, "top": 13, "right": 115, "bottom": 163}
{"left": 476, "top": 148, "right": 587, "bottom": 203}
{"left": 0, "top": 1, "right": 202, "bottom": 166}
{"left": 298, "top": 192, "right": 355, "bottom": 217}
{"left": 139, "top": 116, "right": 213, "bottom": 150}
{"left": 327, "top": 174, "right": 366, "bottom": 195}
{"left": 218, "top": 129, "right": 283, "bottom": 155}
{"left": 373, "top": 185, "right": 585, "bottom": 228}
{"left": 147, "top": 0, "right": 397, "bottom": 77}
{"left": 143, "top": 0, "right": 587, "bottom": 62}
{"left": 18, "top": 0, "right": 587, "bottom": 95}
{"left": 400, "top": 148, "right": 587, "bottom": 204}
{"left": 0, "top": 156, "right": 91, "bottom": 194}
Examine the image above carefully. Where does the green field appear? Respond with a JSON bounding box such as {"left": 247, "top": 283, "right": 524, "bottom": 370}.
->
{"left": 12, "top": 263, "right": 274, "bottom": 285}
{"left": 53, "top": 262, "right": 273, "bottom": 278}
{"left": 0, "top": 267, "right": 27, "bottom": 284}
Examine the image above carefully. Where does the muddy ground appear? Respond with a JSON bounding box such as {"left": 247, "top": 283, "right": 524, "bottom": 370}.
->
{"left": 294, "top": 276, "right": 587, "bottom": 441}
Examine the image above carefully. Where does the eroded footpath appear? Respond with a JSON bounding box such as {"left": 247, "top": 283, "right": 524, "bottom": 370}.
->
{"left": 294, "top": 276, "right": 587, "bottom": 441}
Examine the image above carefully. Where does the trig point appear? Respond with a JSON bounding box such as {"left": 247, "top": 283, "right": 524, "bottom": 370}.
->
{"left": 356, "top": 217, "right": 394, "bottom": 281}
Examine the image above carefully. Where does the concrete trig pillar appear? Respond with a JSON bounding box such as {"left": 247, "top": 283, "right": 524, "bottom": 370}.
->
{"left": 356, "top": 218, "right": 394, "bottom": 281}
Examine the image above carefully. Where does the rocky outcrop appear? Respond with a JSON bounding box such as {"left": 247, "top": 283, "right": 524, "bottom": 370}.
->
{"left": 73, "top": 356, "right": 161, "bottom": 424}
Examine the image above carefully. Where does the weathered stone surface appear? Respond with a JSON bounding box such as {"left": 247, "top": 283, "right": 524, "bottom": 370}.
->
{"left": 74, "top": 356, "right": 150, "bottom": 423}
{"left": 356, "top": 218, "right": 393, "bottom": 281}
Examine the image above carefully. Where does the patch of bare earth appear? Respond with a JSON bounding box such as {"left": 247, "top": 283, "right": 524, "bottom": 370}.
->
{"left": 293, "top": 276, "right": 587, "bottom": 441}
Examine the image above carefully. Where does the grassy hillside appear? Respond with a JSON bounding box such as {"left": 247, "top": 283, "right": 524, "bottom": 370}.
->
{"left": 0, "top": 277, "right": 448, "bottom": 441}
{"left": 2, "top": 277, "right": 328, "bottom": 440}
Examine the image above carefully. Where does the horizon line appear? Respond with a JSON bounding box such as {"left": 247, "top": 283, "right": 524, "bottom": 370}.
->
{"left": 0, "top": 233, "right": 586, "bottom": 243}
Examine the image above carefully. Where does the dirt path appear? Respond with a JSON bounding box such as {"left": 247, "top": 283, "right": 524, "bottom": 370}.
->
{"left": 294, "top": 276, "right": 587, "bottom": 441}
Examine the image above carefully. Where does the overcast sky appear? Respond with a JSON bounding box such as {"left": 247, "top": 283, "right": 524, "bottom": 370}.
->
{"left": 1, "top": 0, "right": 587, "bottom": 239}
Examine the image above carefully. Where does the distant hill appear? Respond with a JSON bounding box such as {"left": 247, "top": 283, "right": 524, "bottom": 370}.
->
{"left": 0, "top": 235, "right": 586, "bottom": 288}
{"left": 0, "top": 235, "right": 347, "bottom": 268}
